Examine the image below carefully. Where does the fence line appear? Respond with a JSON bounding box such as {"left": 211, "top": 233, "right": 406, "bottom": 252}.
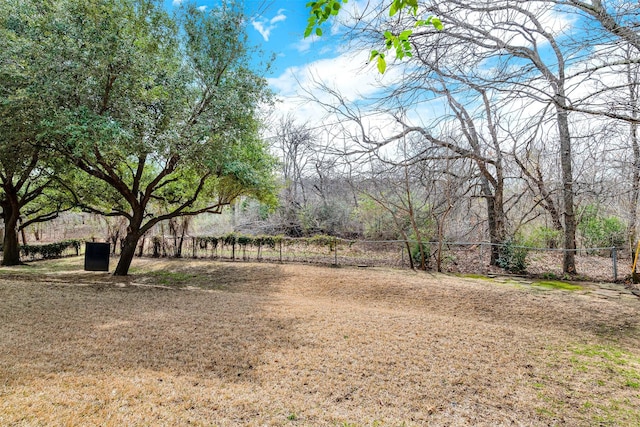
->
{"left": 119, "top": 236, "right": 629, "bottom": 282}
{"left": 5, "top": 236, "right": 630, "bottom": 283}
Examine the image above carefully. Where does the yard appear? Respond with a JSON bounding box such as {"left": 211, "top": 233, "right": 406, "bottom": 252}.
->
{"left": 0, "top": 257, "right": 639, "bottom": 426}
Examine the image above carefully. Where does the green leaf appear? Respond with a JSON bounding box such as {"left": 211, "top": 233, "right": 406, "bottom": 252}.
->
{"left": 315, "top": 27, "right": 322, "bottom": 36}
{"left": 377, "top": 55, "right": 386, "bottom": 74}
{"left": 369, "top": 50, "right": 379, "bottom": 61}
{"left": 399, "top": 29, "right": 412, "bottom": 41}
{"left": 390, "top": 3, "right": 398, "bottom": 16}
{"left": 304, "top": 27, "right": 313, "bottom": 38}
{"left": 431, "top": 17, "right": 443, "bottom": 30}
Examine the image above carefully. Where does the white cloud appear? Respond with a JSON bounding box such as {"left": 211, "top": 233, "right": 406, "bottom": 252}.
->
{"left": 271, "top": 10, "right": 287, "bottom": 24}
{"left": 172, "top": 0, "right": 183, "bottom": 6}
{"left": 197, "top": 5, "right": 207, "bottom": 12}
{"left": 252, "top": 21, "right": 270, "bottom": 41}
{"left": 267, "top": 49, "right": 405, "bottom": 135}
{"left": 293, "top": 36, "right": 316, "bottom": 53}
{"left": 252, "top": 9, "right": 287, "bottom": 42}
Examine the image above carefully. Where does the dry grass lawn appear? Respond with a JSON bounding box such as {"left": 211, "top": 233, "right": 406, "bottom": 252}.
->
{"left": 0, "top": 257, "right": 639, "bottom": 426}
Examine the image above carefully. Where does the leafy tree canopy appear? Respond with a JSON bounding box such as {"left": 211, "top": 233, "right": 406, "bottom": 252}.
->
{"left": 0, "top": 0, "right": 77, "bottom": 265}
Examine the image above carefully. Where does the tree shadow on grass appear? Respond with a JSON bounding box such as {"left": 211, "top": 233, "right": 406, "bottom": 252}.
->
{"left": 0, "top": 259, "right": 297, "bottom": 385}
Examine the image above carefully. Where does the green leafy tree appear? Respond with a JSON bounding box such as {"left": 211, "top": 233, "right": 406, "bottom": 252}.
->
{"left": 37, "top": 0, "right": 276, "bottom": 275}
{"left": 0, "top": 1, "right": 75, "bottom": 265}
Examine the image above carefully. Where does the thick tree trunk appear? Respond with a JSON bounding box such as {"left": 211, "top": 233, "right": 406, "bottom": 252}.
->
{"left": 1, "top": 202, "right": 22, "bottom": 266}
{"left": 482, "top": 178, "right": 506, "bottom": 266}
{"left": 629, "top": 121, "right": 639, "bottom": 258}
{"left": 486, "top": 196, "right": 501, "bottom": 265}
{"left": 2, "top": 217, "right": 21, "bottom": 266}
{"left": 557, "top": 105, "right": 577, "bottom": 274}
{"left": 626, "top": 53, "right": 639, "bottom": 259}
{"left": 114, "top": 232, "right": 140, "bottom": 276}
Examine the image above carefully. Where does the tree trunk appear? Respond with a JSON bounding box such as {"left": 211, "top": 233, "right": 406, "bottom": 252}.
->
{"left": 481, "top": 177, "right": 506, "bottom": 266}
{"left": 2, "top": 217, "right": 21, "bottom": 266}
{"left": 114, "top": 232, "right": 140, "bottom": 276}
{"left": 405, "top": 240, "right": 414, "bottom": 270}
{"left": 557, "top": 105, "right": 577, "bottom": 274}
{"left": 627, "top": 54, "right": 639, "bottom": 259}
{"left": 629, "top": 121, "right": 639, "bottom": 258}
{"left": 486, "top": 196, "right": 501, "bottom": 265}
{"left": 1, "top": 202, "right": 21, "bottom": 266}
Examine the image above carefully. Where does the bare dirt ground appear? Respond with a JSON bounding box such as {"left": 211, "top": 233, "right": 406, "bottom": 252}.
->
{"left": 0, "top": 257, "right": 639, "bottom": 426}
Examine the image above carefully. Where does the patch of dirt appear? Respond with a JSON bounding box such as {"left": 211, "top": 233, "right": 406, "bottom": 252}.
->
{"left": 0, "top": 258, "right": 639, "bottom": 426}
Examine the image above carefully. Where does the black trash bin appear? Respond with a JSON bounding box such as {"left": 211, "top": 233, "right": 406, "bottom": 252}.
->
{"left": 84, "top": 242, "right": 110, "bottom": 271}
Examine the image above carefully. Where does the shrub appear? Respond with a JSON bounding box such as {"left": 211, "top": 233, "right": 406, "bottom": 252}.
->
{"left": 411, "top": 241, "right": 430, "bottom": 269}
{"left": 20, "top": 239, "right": 82, "bottom": 259}
{"left": 195, "top": 236, "right": 219, "bottom": 250}
{"left": 222, "top": 233, "right": 237, "bottom": 246}
{"left": 578, "top": 205, "right": 625, "bottom": 250}
{"left": 307, "top": 234, "right": 336, "bottom": 250}
{"left": 497, "top": 239, "right": 528, "bottom": 273}
{"left": 523, "top": 226, "right": 562, "bottom": 249}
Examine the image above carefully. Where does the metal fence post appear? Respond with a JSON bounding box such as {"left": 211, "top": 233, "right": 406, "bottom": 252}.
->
{"left": 612, "top": 246, "right": 618, "bottom": 281}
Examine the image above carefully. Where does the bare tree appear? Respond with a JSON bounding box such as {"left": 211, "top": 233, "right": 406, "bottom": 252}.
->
{"left": 385, "top": 0, "right": 581, "bottom": 273}
{"left": 270, "top": 114, "right": 316, "bottom": 235}
{"left": 356, "top": 145, "right": 435, "bottom": 270}
{"left": 561, "top": 0, "right": 640, "bottom": 53}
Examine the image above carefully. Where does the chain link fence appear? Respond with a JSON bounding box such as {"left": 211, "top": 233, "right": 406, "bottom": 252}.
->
{"left": 2, "top": 235, "right": 629, "bottom": 282}
{"left": 102, "top": 236, "right": 629, "bottom": 283}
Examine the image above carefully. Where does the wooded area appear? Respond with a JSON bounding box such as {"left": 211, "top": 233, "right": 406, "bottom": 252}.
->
{"left": 2, "top": 0, "right": 640, "bottom": 278}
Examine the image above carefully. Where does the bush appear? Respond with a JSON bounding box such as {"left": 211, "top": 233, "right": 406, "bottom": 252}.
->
{"left": 195, "top": 236, "right": 219, "bottom": 250}
{"left": 523, "top": 226, "right": 562, "bottom": 249}
{"left": 411, "top": 241, "right": 430, "bottom": 269}
{"left": 308, "top": 234, "right": 336, "bottom": 250}
{"left": 578, "top": 205, "right": 625, "bottom": 250}
{"left": 497, "top": 239, "right": 528, "bottom": 273}
{"left": 20, "top": 239, "right": 82, "bottom": 259}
